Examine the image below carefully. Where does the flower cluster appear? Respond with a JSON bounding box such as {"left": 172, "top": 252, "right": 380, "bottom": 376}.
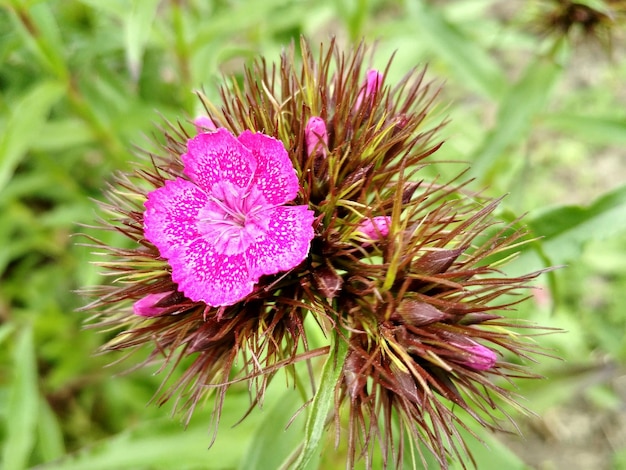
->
{"left": 83, "top": 38, "right": 550, "bottom": 468}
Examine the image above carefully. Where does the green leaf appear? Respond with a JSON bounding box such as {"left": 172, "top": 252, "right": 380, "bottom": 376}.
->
{"left": 240, "top": 389, "right": 306, "bottom": 470}
{"left": 0, "top": 323, "right": 16, "bottom": 346}
{"left": 408, "top": 0, "right": 506, "bottom": 99}
{"left": 75, "top": 0, "right": 128, "bottom": 17}
{"left": 468, "top": 56, "right": 562, "bottom": 184}
{"left": 506, "top": 184, "right": 626, "bottom": 276}
{"left": 36, "top": 396, "right": 258, "bottom": 470}
{"left": 293, "top": 334, "right": 348, "bottom": 470}
{"left": 8, "top": 2, "right": 67, "bottom": 78}
{"left": 35, "top": 422, "right": 218, "bottom": 470}
{"left": 30, "top": 119, "right": 96, "bottom": 152}
{"left": 0, "top": 81, "right": 65, "bottom": 194}
{"left": 2, "top": 325, "right": 39, "bottom": 470}
{"left": 124, "top": 0, "right": 160, "bottom": 81}
{"left": 529, "top": 183, "right": 626, "bottom": 264}
{"left": 35, "top": 396, "right": 65, "bottom": 463}
{"left": 449, "top": 418, "right": 530, "bottom": 470}
{"left": 542, "top": 113, "right": 626, "bottom": 145}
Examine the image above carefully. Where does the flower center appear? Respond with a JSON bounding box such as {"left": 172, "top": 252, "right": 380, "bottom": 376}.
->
{"left": 197, "top": 180, "right": 270, "bottom": 255}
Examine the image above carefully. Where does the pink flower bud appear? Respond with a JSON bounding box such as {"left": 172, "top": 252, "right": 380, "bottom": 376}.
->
{"left": 193, "top": 115, "right": 216, "bottom": 133}
{"left": 458, "top": 342, "right": 497, "bottom": 371}
{"left": 133, "top": 291, "right": 174, "bottom": 317}
{"left": 357, "top": 216, "right": 390, "bottom": 246}
{"left": 355, "top": 69, "right": 383, "bottom": 110}
{"left": 305, "top": 116, "right": 328, "bottom": 158}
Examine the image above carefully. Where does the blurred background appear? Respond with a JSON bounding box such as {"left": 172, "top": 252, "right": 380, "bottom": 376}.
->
{"left": 1, "top": 1, "right": 626, "bottom": 469}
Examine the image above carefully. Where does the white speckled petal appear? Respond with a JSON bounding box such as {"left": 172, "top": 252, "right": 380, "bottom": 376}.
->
{"left": 237, "top": 130, "right": 299, "bottom": 205}
{"left": 246, "top": 205, "right": 315, "bottom": 278}
{"left": 169, "top": 237, "right": 255, "bottom": 306}
{"left": 144, "top": 178, "right": 207, "bottom": 258}
{"left": 182, "top": 128, "right": 257, "bottom": 192}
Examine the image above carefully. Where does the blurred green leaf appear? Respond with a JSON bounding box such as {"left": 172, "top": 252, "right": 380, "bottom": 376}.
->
{"left": 7, "top": 2, "right": 67, "bottom": 78}
{"left": 35, "top": 396, "right": 65, "bottom": 463}
{"left": 35, "top": 387, "right": 283, "bottom": 470}
{"left": 0, "top": 80, "right": 65, "bottom": 194}
{"left": 542, "top": 113, "right": 626, "bottom": 145}
{"left": 449, "top": 420, "right": 530, "bottom": 470}
{"left": 30, "top": 119, "right": 96, "bottom": 152}
{"left": 240, "top": 389, "right": 307, "bottom": 470}
{"left": 528, "top": 183, "right": 626, "bottom": 265}
{"left": 124, "top": 0, "right": 160, "bottom": 81}
{"left": 35, "top": 421, "right": 220, "bottom": 470}
{"left": 1, "top": 325, "right": 39, "bottom": 470}
{"left": 75, "top": 0, "right": 128, "bottom": 17}
{"left": 0, "top": 323, "right": 16, "bottom": 346}
{"left": 468, "top": 56, "right": 563, "bottom": 184}
{"left": 408, "top": 0, "right": 506, "bottom": 99}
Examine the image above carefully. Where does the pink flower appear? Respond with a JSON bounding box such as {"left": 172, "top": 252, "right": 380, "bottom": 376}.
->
{"left": 458, "top": 342, "right": 497, "bottom": 371}
{"left": 355, "top": 69, "right": 383, "bottom": 110}
{"left": 133, "top": 291, "right": 174, "bottom": 317}
{"left": 357, "top": 216, "right": 390, "bottom": 245}
{"left": 143, "top": 128, "right": 315, "bottom": 306}
{"left": 305, "top": 116, "right": 328, "bottom": 158}
{"left": 193, "top": 115, "right": 216, "bottom": 133}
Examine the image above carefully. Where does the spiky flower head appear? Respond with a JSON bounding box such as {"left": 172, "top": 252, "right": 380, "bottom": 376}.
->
{"left": 82, "top": 38, "right": 551, "bottom": 468}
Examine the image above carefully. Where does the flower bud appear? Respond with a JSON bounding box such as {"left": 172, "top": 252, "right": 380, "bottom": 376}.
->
{"left": 133, "top": 291, "right": 174, "bottom": 317}
{"left": 305, "top": 116, "right": 328, "bottom": 158}
{"left": 193, "top": 115, "right": 216, "bottom": 133}
{"left": 355, "top": 69, "right": 383, "bottom": 110}
{"left": 357, "top": 216, "right": 390, "bottom": 246}
{"left": 458, "top": 342, "right": 497, "bottom": 371}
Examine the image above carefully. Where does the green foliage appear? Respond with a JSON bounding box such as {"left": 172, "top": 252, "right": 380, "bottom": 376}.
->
{"left": 1, "top": 0, "right": 625, "bottom": 469}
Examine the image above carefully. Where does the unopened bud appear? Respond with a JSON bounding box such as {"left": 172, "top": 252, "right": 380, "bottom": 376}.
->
{"left": 305, "top": 116, "right": 328, "bottom": 158}
{"left": 133, "top": 291, "right": 174, "bottom": 317}
{"left": 458, "top": 342, "right": 497, "bottom": 371}
{"left": 357, "top": 216, "right": 390, "bottom": 246}
{"left": 193, "top": 115, "right": 216, "bottom": 133}
{"left": 355, "top": 69, "right": 383, "bottom": 110}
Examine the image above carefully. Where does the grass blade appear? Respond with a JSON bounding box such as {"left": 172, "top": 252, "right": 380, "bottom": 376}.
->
{"left": 2, "top": 325, "right": 39, "bottom": 470}
{"left": 0, "top": 81, "right": 65, "bottom": 194}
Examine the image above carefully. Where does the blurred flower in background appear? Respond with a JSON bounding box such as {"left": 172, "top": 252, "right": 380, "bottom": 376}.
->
{"left": 82, "top": 38, "right": 553, "bottom": 469}
{"left": 526, "top": 0, "right": 626, "bottom": 53}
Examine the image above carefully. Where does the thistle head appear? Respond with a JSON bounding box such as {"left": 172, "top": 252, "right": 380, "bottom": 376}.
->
{"left": 82, "top": 38, "right": 554, "bottom": 468}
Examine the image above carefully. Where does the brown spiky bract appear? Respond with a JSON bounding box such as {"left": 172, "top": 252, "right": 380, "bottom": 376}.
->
{"left": 82, "top": 38, "right": 552, "bottom": 469}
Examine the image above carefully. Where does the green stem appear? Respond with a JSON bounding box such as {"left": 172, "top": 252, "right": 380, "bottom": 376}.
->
{"left": 292, "top": 327, "right": 348, "bottom": 470}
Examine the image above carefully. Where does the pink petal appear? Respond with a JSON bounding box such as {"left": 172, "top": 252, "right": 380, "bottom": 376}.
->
{"left": 144, "top": 178, "right": 207, "bottom": 258}
{"left": 169, "top": 237, "right": 255, "bottom": 306}
{"left": 182, "top": 128, "right": 257, "bottom": 192}
{"left": 246, "top": 205, "right": 315, "bottom": 278}
{"left": 237, "top": 130, "right": 299, "bottom": 205}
